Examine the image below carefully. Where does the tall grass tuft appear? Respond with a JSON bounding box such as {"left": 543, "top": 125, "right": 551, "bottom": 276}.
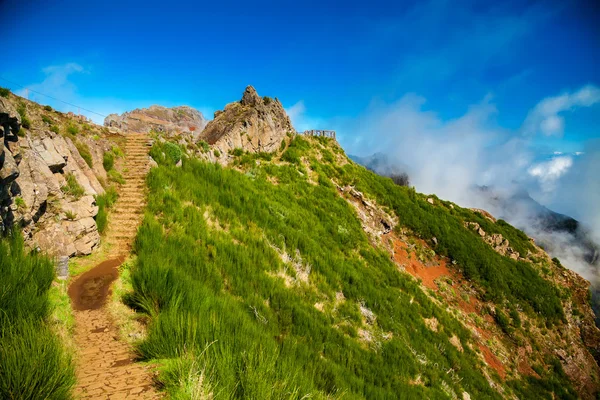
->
{"left": 0, "top": 233, "right": 76, "bottom": 399}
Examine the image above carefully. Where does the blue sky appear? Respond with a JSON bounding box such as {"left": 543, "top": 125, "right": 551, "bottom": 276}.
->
{"left": 1, "top": 0, "right": 599, "bottom": 221}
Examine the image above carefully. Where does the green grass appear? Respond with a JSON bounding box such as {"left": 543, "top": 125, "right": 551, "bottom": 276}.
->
{"left": 0, "top": 233, "right": 76, "bottom": 399}
{"left": 126, "top": 139, "right": 577, "bottom": 399}
{"left": 95, "top": 186, "right": 119, "bottom": 234}
{"left": 66, "top": 123, "right": 79, "bottom": 135}
{"left": 108, "top": 169, "right": 125, "bottom": 184}
{"left": 61, "top": 173, "right": 85, "bottom": 199}
{"left": 76, "top": 141, "right": 93, "bottom": 168}
{"left": 16, "top": 103, "right": 31, "bottom": 129}
{"left": 103, "top": 151, "right": 115, "bottom": 171}
{"left": 129, "top": 142, "right": 506, "bottom": 399}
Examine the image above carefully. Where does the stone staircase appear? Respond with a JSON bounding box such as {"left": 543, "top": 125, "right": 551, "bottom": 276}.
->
{"left": 72, "top": 132, "right": 161, "bottom": 399}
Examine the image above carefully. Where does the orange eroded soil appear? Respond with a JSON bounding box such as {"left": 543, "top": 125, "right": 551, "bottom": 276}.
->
{"left": 384, "top": 232, "right": 508, "bottom": 379}
{"left": 69, "top": 133, "right": 160, "bottom": 399}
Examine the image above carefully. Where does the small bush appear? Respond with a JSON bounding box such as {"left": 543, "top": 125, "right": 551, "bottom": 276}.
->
{"left": 164, "top": 142, "right": 183, "bottom": 164}
{"left": 76, "top": 141, "right": 93, "bottom": 168}
{"left": 14, "top": 196, "right": 26, "bottom": 209}
{"left": 494, "top": 307, "right": 512, "bottom": 335}
{"left": 232, "top": 148, "right": 244, "bottom": 157}
{"left": 108, "top": 169, "right": 125, "bottom": 184}
{"left": 263, "top": 96, "right": 272, "bottom": 105}
{"left": 49, "top": 125, "right": 59, "bottom": 134}
{"left": 61, "top": 173, "right": 85, "bottom": 199}
{"left": 95, "top": 186, "right": 118, "bottom": 234}
{"left": 16, "top": 103, "right": 31, "bottom": 129}
{"left": 17, "top": 128, "right": 26, "bottom": 138}
{"left": 213, "top": 149, "right": 221, "bottom": 158}
{"left": 0, "top": 87, "right": 10, "bottom": 97}
{"left": 65, "top": 210, "right": 77, "bottom": 220}
{"left": 43, "top": 105, "right": 53, "bottom": 111}
{"left": 103, "top": 151, "right": 115, "bottom": 171}
{"left": 197, "top": 140, "right": 209, "bottom": 153}
{"left": 66, "top": 123, "right": 79, "bottom": 135}
{"left": 41, "top": 115, "right": 52, "bottom": 125}
{"left": 111, "top": 146, "right": 125, "bottom": 158}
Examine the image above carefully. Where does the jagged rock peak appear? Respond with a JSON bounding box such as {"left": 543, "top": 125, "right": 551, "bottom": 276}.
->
{"left": 241, "top": 85, "right": 262, "bottom": 106}
{"left": 199, "top": 85, "right": 293, "bottom": 164}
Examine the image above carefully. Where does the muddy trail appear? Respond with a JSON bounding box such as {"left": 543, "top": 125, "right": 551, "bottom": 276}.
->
{"left": 69, "top": 133, "right": 161, "bottom": 399}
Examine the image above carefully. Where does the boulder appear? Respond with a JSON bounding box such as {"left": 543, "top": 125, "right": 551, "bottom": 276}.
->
{"left": 32, "top": 137, "right": 66, "bottom": 172}
{"left": 60, "top": 195, "right": 98, "bottom": 219}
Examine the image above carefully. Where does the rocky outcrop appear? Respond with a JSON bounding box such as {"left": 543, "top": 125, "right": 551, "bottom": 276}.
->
{"left": 0, "top": 98, "right": 22, "bottom": 229}
{"left": 200, "top": 86, "right": 293, "bottom": 164}
{"left": 465, "top": 222, "right": 520, "bottom": 260}
{"left": 104, "top": 105, "right": 207, "bottom": 138}
{"left": 1, "top": 94, "right": 109, "bottom": 257}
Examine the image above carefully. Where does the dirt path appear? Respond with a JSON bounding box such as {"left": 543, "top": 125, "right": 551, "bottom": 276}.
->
{"left": 70, "top": 133, "right": 161, "bottom": 399}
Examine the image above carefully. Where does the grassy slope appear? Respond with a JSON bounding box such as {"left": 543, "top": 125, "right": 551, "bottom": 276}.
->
{"left": 0, "top": 234, "right": 76, "bottom": 399}
{"left": 127, "top": 137, "right": 577, "bottom": 399}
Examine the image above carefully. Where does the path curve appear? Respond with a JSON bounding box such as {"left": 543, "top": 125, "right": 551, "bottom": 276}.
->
{"left": 70, "top": 133, "right": 160, "bottom": 399}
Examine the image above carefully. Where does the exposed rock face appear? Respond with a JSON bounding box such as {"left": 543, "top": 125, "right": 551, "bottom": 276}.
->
{"left": 1, "top": 94, "right": 109, "bottom": 257}
{"left": 200, "top": 86, "right": 293, "bottom": 163}
{"left": 104, "top": 105, "right": 207, "bottom": 138}
{"left": 465, "top": 221, "right": 520, "bottom": 260}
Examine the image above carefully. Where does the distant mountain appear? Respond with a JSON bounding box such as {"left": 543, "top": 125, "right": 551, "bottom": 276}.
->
{"left": 474, "top": 186, "right": 599, "bottom": 268}
{"left": 349, "top": 152, "right": 410, "bottom": 177}
{"left": 104, "top": 105, "right": 208, "bottom": 138}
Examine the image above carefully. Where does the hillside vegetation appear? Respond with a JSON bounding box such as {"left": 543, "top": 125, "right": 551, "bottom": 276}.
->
{"left": 123, "top": 136, "right": 584, "bottom": 399}
{"left": 0, "top": 234, "right": 75, "bottom": 399}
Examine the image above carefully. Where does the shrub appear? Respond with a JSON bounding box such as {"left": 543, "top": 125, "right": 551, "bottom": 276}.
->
{"left": 65, "top": 210, "right": 77, "bottom": 220}
{"left": 49, "top": 125, "right": 59, "bottom": 134}
{"left": 0, "top": 86, "right": 10, "bottom": 97}
{"left": 61, "top": 173, "right": 85, "bottom": 199}
{"left": 164, "top": 142, "right": 183, "bottom": 164}
{"left": 111, "top": 145, "right": 125, "bottom": 158}
{"left": 41, "top": 115, "right": 52, "bottom": 125}
{"left": 494, "top": 307, "right": 511, "bottom": 335}
{"left": 76, "top": 141, "right": 93, "bottom": 168}
{"left": 198, "top": 140, "right": 209, "bottom": 153}
{"left": 263, "top": 96, "right": 272, "bottom": 105}
{"left": 95, "top": 186, "right": 118, "bottom": 234}
{"left": 103, "top": 151, "right": 115, "bottom": 171}
{"left": 43, "top": 105, "right": 53, "bottom": 111}
{"left": 108, "top": 169, "right": 125, "bottom": 184}
{"left": 232, "top": 148, "right": 244, "bottom": 157}
{"left": 14, "top": 196, "right": 26, "bottom": 209}
{"left": 66, "top": 123, "right": 79, "bottom": 135}
{"left": 213, "top": 149, "right": 220, "bottom": 158}
{"left": 17, "top": 128, "right": 25, "bottom": 138}
{"left": 16, "top": 103, "right": 31, "bottom": 129}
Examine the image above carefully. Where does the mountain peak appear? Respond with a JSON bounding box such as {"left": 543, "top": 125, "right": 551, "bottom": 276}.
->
{"left": 240, "top": 85, "right": 261, "bottom": 106}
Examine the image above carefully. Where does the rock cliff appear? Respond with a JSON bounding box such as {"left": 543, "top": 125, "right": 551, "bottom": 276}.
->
{"left": 104, "top": 105, "right": 207, "bottom": 138}
{"left": 199, "top": 86, "right": 293, "bottom": 163}
{"left": 0, "top": 92, "right": 114, "bottom": 256}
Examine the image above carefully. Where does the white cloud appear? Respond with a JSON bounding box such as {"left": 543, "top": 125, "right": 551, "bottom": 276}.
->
{"left": 527, "top": 156, "right": 573, "bottom": 192}
{"left": 285, "top": 100, "right": 325, "bottom": 133}
{"left": 522, "top": 84, "right": 600, "bottom": 136}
